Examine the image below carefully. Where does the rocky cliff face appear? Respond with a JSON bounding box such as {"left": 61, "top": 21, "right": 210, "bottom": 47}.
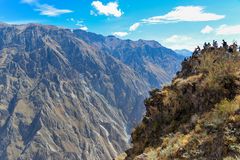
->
{"left": 0, "top": 23, "right": 183, "bottom": 160}
{"left": 74, "top": 30, "right": 183, "bottom": 88}
{"left": 121, "top": 47, "right": 240, "bottom": 160}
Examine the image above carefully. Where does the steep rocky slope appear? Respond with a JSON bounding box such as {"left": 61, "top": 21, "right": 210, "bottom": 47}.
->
{"left": 121, "top": 47, "right": 240, "bottom": 160}
{"left": 74, "top": 30, "right": 183, "bottom": 88}
{"left": 0, "top": 23, "right": 183, "bottom": 160}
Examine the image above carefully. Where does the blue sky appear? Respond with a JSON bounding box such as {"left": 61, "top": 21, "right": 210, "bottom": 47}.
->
{"left": 0, "top": 0, "right": 240, "bottom": 50}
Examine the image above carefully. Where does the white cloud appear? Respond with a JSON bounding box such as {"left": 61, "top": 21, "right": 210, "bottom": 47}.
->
{"left": 90, "top": 10, "right": 98, "bottom": 16}
{"left": 216, "top": 24, "right": 240, "bottom": 35}
{"left": 164, "top": 35, "right": 195, "bottom": 50}
{"left": 166, "top": 35, "right": 192, "bottom": 43}
{"left": 166, "top": 43, "right": 196, "bottom": 51}
{"left": 22, "top": 0, "right": 73, "bottom": 17}
{"left": 67, "top": 18, "right": 75, "bottom": 22}
{"left": 21, "top": 0, "right": 36, "bottom": 4}
{"left": 75, "top": 20, "right": 87, "bottom": 30}
{"left": 113, "top": 32, "right": 128, "bottom": 37}
{"left": 201, "top": 25, "right": 214, "bottom": 34}
{"left": 142, "top": 6, "right": 225, "bottom": 24}
{"left": 91, "top": 1, "right": 123, "bottom": 17}
{"left": 74, "top": 20, "right": 88, "bottom": 31}
{"left": 75, "top": 20, "right": 84, "bottom": 26}
{"left": 129, "top": 22, "right": 141, "bottom": 31}
{"left": 35, "top": 4, "right": 73, "bottom": 17}
{"left": 80, "top": 26, "right": 88, "bottom": 31}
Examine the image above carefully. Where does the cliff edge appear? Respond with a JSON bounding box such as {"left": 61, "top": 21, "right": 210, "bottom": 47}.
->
{"left": 119, "top": 47, "right": 240, "bottom": 160}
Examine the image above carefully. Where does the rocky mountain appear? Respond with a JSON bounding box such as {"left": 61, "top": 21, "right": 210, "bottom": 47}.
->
{"left": 175, "top": 49, "right": 192, "bottom": 57}
{"left": 74, "top": 30, "right": 183, "bottom": 88}
{"left": 118, "top": 47, "right": 240, "bottom": 160}
{"left": 0, "top": 23, "right": 183, "bottom": 160}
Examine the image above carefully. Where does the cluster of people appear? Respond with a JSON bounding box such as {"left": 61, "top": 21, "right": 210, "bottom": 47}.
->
{"left": 193, "top": 40, "right": 240, "bottom": 56}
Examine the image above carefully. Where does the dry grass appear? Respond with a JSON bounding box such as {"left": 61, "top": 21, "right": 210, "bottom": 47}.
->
{"left": 198, "top": 50, "right": 240, "bottom": 92}
{"left": 126, "top": 49, "right": 240, "bottom": 159}
{"left": 162, "top": 89, "right": 178, "bottom": 106}
{"left": 115, "top": 153, "right": 127, "bottom": 160}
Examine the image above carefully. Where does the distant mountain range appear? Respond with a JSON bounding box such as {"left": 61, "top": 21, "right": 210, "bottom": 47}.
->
{"left": 175, "top": 49, "right": 193, "bottom": 57}
{"left": 0, "top": 23, "right": 183, "bottom": 160}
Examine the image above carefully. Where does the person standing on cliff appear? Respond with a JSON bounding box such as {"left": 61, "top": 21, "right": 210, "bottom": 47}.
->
{"left": 222, "top": 40, "right": 228, "bottom": 50}
{"left": 203, "top": 42, "right": 208, "bottom": 50}
{"left": 213, "top": 40, "right": 218, "bottom": 48}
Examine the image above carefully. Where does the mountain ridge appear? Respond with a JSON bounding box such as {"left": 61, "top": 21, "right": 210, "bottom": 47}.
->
{"left": 73, "top": 29, "right": 183, "bottom": 88}
{"left": 0, "top": 23, "right": 183, "bottom": 160}
{"left": 119, "top": 46, "right": 240, "bottom": 160}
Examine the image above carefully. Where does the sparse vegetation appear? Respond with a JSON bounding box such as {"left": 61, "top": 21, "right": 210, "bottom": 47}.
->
{"left": 123, "top": 47, "right": 240, "bottom": 160}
